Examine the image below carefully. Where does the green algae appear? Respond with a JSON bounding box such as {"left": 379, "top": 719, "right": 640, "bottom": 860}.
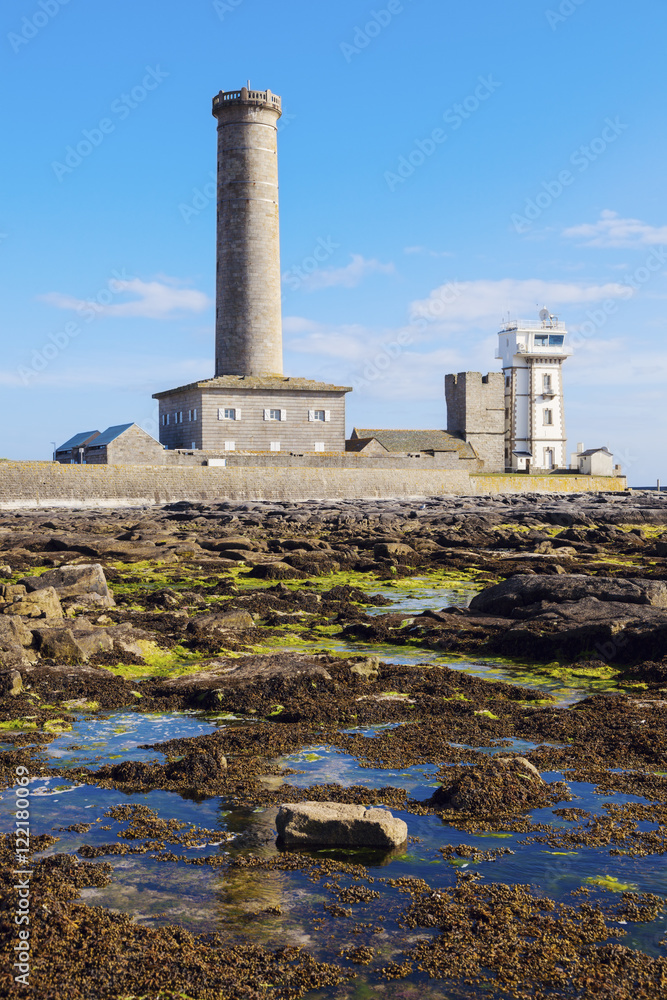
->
{"left": 107, "top": 642, "right": 240, "bottom": 681}
{"left": 584, "top": 874, "right": 637, "bottom": 892}
{"left": 0, "top": 719, "right": 38, "bottom": 730}
{"left": 42, "top": 718, "right": 73, "bottom": 733}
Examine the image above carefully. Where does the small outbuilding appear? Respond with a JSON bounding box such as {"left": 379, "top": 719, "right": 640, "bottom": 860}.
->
{"left": 55, "top": 424, "right": 165, "bottom": 465}
{"left": 346, "top": 428, "right": 481, "bottom": 469}
{"left": 574, "top": 446, "right": 615, "bottom": 477}
{"left": 54, "top": 430, "right": 100, "bottom": 464}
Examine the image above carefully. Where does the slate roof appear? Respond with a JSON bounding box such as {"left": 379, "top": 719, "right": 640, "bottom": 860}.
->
{"left": 86, "top": 423, "right": 134, "bottom": 448}
{"left": 55, "top": 430, "right": 100, "bottom": 452}
{"left": 350, "top": 428, "right": 476, "bottom": 458}
{"left": 579, "top": 447, "right": 613, "bottom": 457}
{"left": 345, "top": 437, "right": 377, "bottom": 453}
{"left": 153, "top": 375, "right": 352, "bottom": 398}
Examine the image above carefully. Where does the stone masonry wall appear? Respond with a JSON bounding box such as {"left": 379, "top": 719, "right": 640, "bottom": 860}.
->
{"left": 445, "top": 372, "right": 505, "bottom": 472}
{"left": 157, "top": 388, "right": 202, "bottom": 451}
{"left": 158, "top": 389, "right": 347, "bottom": 453}
{"left": 0, "top": 462, "right": 626, "bottom": 507}
{"left": 214, "top": 99, "right": 283, "bottom": 376}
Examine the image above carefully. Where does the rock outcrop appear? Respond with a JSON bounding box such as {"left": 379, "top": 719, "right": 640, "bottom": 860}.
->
{"left": 276, "top": 802, "right": 408, "bottom": 849}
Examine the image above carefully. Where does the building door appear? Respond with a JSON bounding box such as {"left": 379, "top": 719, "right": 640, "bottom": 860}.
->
{"left": 544, "top": 448, "right": 554, "bottom": 469}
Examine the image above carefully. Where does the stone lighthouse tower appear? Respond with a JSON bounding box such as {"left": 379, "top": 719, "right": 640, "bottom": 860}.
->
{"left": 153, "top": 85, "right": 351, "bottom": 454}
{"left": 212, "top": 85, "right": 283, "bottom": 376}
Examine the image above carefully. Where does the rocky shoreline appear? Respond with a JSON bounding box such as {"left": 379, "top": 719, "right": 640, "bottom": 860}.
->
{"left": 1, "top": 493, "right": 666, "bottom": 999}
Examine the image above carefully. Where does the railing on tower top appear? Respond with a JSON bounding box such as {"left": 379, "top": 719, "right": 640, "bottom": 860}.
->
{"left": 213, "top": 88, "right": 282, "bottom": 109}
{"left": 500, "top": 319, "right": 567, "bottom": 332}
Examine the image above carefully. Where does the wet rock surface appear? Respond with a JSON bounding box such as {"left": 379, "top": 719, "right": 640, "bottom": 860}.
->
{"left": 276, "top": 802, "right": 408, "bottom": 849}
{"left": 1, "top": 493, "right": 667, "bottom": 998}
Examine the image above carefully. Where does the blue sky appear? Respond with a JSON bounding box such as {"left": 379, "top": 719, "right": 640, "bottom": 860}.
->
{"left": 1, "top": 0, "right": 665, "bottom": 484}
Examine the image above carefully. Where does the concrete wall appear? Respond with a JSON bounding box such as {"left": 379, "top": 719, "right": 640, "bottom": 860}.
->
{"left": 0, "top": 461, "right": 626, "bottom": 507}
{"left": 0, "top": 461, "right": 471, "bottom": 505}
{"left": 157, "top": 388, "right": 347, "bottom": 453}
{"left": 471, "top": 473, "right": 626, "bottom": 494}
{"left": 162, "top": 451, "right": 476, "bottom": 469}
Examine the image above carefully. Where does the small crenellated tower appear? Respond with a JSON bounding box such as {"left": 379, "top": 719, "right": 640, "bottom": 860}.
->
{"left": 445, "top": 371, "right": 505, "bottom": 471}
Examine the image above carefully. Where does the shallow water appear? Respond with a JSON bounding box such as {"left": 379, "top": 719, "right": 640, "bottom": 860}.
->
{"left": 1, "top": 574, "right": 663, "bottom": 995}
{"left": 1, "top": 709, "right": 665, "bottom": 977}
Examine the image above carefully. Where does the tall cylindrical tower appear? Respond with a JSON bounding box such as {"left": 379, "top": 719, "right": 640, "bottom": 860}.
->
{"left": 212, "top": 86, "right": 283, "bottom": 376}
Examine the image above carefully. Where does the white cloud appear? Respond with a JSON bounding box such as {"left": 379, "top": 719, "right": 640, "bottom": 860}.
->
{"left": 409, "top": 278, "right": 630, "bottom": 332}
{"left": 39, "top": 277, "right": 211, "bottom": 319}
{"left": 403, "top": 246, "right": 454, "bottom": 257}
{"left": 567, "top": 336, "right": 667, "bottom": 387}
{"left": 562, "top": 209, "right": 667, "bottom": 248}
{"left": 297, "top": 254, "right": 395, "bottom": 291}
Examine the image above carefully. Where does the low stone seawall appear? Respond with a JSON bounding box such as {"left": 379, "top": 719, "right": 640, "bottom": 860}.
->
{"left": 0, "top": 461, "right": 627, "bottom": 507}
{"left": 470, "top": 474, "right": 627, "bottom": 494}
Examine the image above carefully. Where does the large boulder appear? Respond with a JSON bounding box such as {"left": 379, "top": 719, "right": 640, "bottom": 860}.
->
{"left": 373, "top": 542, "right": 417, "bottom": 561}
{"left": 0, "top": 669, "right": 23, "bottom": 696}
{"left": 276, "top": 802, "right": 408, "bottom": 849}
{"left": 469, "top": 574, "right": 667, "bottom": 617}
{"left": 19, "top": 564, "right": 114, "bottom": 608}
{"left": 187, "top": 610, "right": 254, "bottom": 635}
{"left": 248, "top": 563, "right": 306, "bottom": 580}
{"left": 1, "top": 585, "right": 63, "bottom": 619}
{"left": 153, "top": 652, "right": 333, "bottom": 700}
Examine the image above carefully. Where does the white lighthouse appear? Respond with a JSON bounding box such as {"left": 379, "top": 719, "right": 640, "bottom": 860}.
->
{"left": 497, "top": 308, "right": 573, "bottom": 472}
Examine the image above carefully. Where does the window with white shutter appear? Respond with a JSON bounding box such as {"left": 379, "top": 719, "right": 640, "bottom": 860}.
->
{"left": 270, "top": 441, "right": 280, "bottom": 452}
{"left": 224, "top": 441, "right": 235, "bottom": 451}
{"left": 314, "top": 442, "right": 324, "bottom": 452}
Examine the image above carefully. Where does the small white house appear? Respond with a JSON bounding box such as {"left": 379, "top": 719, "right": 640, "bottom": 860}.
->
{"left": 571, "top": 444, "right": 615, "bottom": 477}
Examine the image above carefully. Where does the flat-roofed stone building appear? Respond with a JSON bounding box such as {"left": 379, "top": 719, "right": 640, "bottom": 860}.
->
{"left": 154, "top": 376, "right": 349, "bottom": 453}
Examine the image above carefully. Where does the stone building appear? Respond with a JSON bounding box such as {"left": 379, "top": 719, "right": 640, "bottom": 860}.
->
{"left": 54, "top": 430, "right": 101, "bottom": 464}
{"left": 154, "top": 85, "right": 351, "bottom": 452}
{"left": 497, "top": 310, "right": 572, "bottom": 471}
{"left": 154, "top": 375, "right": 349, "bottom": 453}
{"left": 346, "top": 428, "right": 482, "bottom": 470}
{"left": 444, "top": 372, "right": 505, "bottom": 472}
{"left": 55, "top": 424, "right": 165, "bottom": 466}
